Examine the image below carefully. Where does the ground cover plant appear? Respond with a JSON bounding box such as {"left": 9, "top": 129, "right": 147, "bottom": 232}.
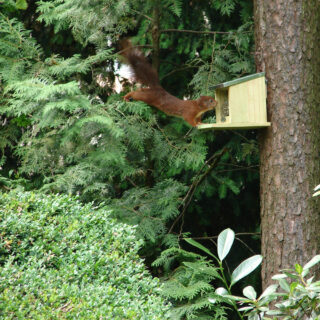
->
{"left": 0, "top": 190, "right": 170, "bottom": 319}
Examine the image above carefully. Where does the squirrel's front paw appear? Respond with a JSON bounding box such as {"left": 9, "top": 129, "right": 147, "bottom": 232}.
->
{"left": 124, "top": 93, "right": 134, "bottom": 102}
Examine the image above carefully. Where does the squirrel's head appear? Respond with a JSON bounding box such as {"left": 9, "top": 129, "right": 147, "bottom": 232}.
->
{"left": 198, "top": 96, "right": 217, "bottom": 110}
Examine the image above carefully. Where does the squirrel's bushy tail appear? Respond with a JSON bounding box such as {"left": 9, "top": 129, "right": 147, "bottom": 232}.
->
{"left": 120, "top": 39, "right": 160, "bottom": 88}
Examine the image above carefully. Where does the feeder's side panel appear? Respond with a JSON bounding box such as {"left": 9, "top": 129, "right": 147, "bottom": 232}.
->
{"left": 228, "top": 82, "right": 250, "bottom": 123}
{"left": 253, "top": 76, "right": 267, "bottom": 123}
{"left": 243, "top": 76, "right": 267, "bottom": 123}
{"left": 214, "top": 88, "right": 229, "bottom": 123}
{"left": 228, "top": 77, "right": 267, "bottom": 124}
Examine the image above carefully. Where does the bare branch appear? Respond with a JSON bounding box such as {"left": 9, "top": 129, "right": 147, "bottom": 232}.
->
{"left": 160, "top": 29, "right": 249, "bottom": 35}
{"left": 184, "top": 232, "right": 261, "bottom": 241}
{"left": 169, "top": 148, "right": 228, "bottom": 234}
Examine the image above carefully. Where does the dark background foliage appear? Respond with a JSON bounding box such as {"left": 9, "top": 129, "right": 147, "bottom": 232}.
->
{"left": 0, "top": 1, "right": 261, "bottom": 318}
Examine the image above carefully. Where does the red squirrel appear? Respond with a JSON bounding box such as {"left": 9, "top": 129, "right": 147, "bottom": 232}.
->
{"left": 120, "top": 40, "right": 217, "bottom": 127}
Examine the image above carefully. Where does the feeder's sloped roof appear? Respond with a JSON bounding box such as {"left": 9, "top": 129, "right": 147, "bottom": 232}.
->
{"left": 211, "top": 72, "right": 265, "bottom": 90}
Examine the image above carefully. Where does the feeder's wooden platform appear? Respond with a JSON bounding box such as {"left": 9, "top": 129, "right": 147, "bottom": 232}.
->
{"left": 197, "top": 122, "right": 271, "bottom": 130}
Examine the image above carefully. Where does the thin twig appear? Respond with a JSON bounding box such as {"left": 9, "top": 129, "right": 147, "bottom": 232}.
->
{"left": 131, "top": 9, "right": 153, "bottom": 21}
{"left": 235, "top": 236, "right": 256, "bottom": 255}
{"left": 160, "top": 29, "right": 241, "bottom": 35}
{"left": 185, "top": 232, "right": 260, "bottom": 240}
{"left": 169, "top": 148, "right": 228, "bottom": 234}
{"left": 180, "top": 148, "right": 228, "bottom": 207}
{"left": 230, "top": 130, "right": 252, "bottom": 143}
{"left": 155, "top": 122, "right": 179, "bottom": 149}
{"left": 216, "top": 167, "right": 259, "bottom": 174}
{"left": 125, "top": 177, "right": 138, "bottom": 187}
{"left": 235, "top": 232, "right": 261, "bottom": 236}
{"left": 161, "top": 65, "right": 198, "bottom": 80}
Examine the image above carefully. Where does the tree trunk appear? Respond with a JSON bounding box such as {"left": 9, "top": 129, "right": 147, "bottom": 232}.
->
{"left": 151, "top": 0, "right": 160, "bottom": 72}
{"left": 254, "top": 0, "right": 320, "bottom": 288}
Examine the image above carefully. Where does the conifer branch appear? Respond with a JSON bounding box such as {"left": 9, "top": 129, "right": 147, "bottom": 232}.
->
{"left": 169, "top": 147, "right": 228, "bottom": 234}
{"left": 131, "top": 9, "right": 153, "bottom": 21}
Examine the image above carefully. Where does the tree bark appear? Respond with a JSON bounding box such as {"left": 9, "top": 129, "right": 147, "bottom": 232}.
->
{"left": 254, "top": 0, "right": 320, "bottom": 288}
{"left": 151, "top": 0, "right": 160, "bottom": 72}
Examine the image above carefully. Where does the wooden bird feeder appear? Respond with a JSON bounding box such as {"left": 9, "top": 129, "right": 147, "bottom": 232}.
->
{"left": 197, "top": 72, "right": 270, "bottom": 130}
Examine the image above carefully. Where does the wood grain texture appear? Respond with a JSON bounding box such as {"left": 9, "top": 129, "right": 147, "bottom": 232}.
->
{"left": 197, "top": 122, "right": 270, "bottom": 130}
{"left": 204, "top": 74, "right": 269, "bottom": 129}
{"left": 254, "top": 0, "right": 320, "bottom": 288}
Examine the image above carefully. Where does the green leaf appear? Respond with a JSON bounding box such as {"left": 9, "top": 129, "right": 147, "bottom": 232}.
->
{"left": 242, "top": 286, "right": 257, "bottom": 300}
{"left": 238, "top": 306, "right": 254, "bottom": 312}
{"left": 208, "top": 297, "right": 217, "bottom": 304}
{"left": 266, "top": 310, "right": 284, "bottom": 316}
{"left": 278, "top": 279, "right": 290, "bottom": 292}
{"left": 217, "top": 228, "right": 235, "bottom": 261}
{"left": 313, "top": 184, "right": 320, "bottom": 191}
{"left": 282, "top": 271, "right": 299, "bottom": 280}
{"left": 303, "top": 255, "right": 320, "bottom": 270}
{"left": 312, "top": 190, "right": 320, "bottom": 197}
{"left": 301, "top": 268, "right": 310, "bottom": 278}
{"left": 184, "top": 238, "right": 216, "bottom": 259}
{"left": 290, "top": 282, "right": 298, "bottom": 294}
{"left": 295, "top": 263, "right": 303, "bottom": 274}
{"left": 272, "top": 274, "right": 287, "bottom": 280}
{"left": 306, "top": 276, "right": 315, "bottom": 285}
{"left": 259, "top": 284, "right": 278, "bottom": 300}
{"left": 16, "top": 0, "right": 28, "bottom": 9}
{"left": 231, "top": 255, "right": 262, "bottom": 286}
{"left": 221, "top": 294, "right": 249, "bottom": 302}
{"left": 215, "top": 287, "right": 228, "bottom": 296}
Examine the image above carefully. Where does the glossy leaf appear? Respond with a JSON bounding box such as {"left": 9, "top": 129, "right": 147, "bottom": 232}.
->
{"left": 272, "top": 274, "right": 287, "bottom": 280}
{"left": 215, "top": 287, "right": 228, "bottom": 296}
{"left": 259, "top": 284, "right": 278, "bottom": 300}
{"left": 243, "top": 286, "right": 257, "bottom": 300}
{"left": 313, "top": 184, "right": 320, "bottom": 191}
{"left": 184, "top": 237, "right": 216, "bottom": 258}
{"left": 312, "top": 190, "right": 320, "bottom": 197}
{"left": 217, "top": 228, "right": 235, "bottom": 261}
{"left": 231, "top": 255, "right": 262, "bottom": 286}
{"left": 278, "top": 279, "right": 290, "bottom": 292}
{"left": 303, "top": 254, "right": 320, "bottom": 270}
{"left": 295, "top": 263, "right": 303, "bottom": 274}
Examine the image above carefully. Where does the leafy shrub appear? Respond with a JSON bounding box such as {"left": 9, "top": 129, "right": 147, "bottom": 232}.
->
{"left": 0, "top": 1, "right": 260, "bottom": 265}
{"left": 155, "top": 228, "right": 319, "bottom": 319}
{"left": 0, "top": 190, "right": 170, "bottom": 319}
{"left": 226, "top": 255, "right": 320, "bottom": 320}
{"left": 153, "top": 246, "right": 228, "bottom": 319}
{"left": 154, "top": 228, "right": 262, "bottom": 319}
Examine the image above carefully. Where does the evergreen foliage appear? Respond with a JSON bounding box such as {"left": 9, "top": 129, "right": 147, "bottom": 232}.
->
{"left": 153, "top": 247, "right": 228, "bottom": 319}
{"left": 111, "top": 179, "right": 187, "bottom": 246}
{"left": 235, "top": 260, "right": 320, "bottom": 320}
{"left": 153, "top": 228, "right": 264, "bottom": 320}
{"left": 0, "top": 0, "right": 258, "bottom": 246}
{"left": 0, "top": 190, "right": 170, "bottom": 319}
{"left": 0, "top": 1, "right": 260, "bottom": 317}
